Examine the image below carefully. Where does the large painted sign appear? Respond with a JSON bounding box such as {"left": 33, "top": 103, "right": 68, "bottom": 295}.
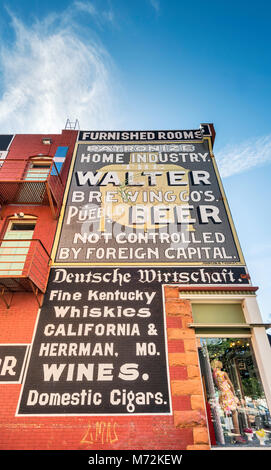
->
{"left": 17, "top": 128, "right": 250, "bottom": 417}
{"left": 53, "top": 132, "right": 244, "bottom": 266}
{"left": 17, "top": 265, "right": 250, "bottom": 416}
{"left": 17, "top": 267, "right": 171, "bottom": 416}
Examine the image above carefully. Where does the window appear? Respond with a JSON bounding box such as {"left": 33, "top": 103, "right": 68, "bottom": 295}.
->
{"left": 198, "top": 337, "right": 271, "bottom": 447}
{"left": 42, "top": 138, "right": 52, "bottom": 145}
{"left": 0, "top": 218, "right": 36, "bottom": 275}
{"left": 10, "top": 223, "right": 36, "bottom": 231}
{"left": 25, "top": 159, "right": 52, "bottom": 181}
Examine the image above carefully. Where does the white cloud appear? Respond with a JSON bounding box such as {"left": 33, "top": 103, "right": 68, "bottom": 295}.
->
{"left": 73, "top": 1, "right": 97, "bottom": 16}
{"left": 0, "top": 5, "right": 120, "bottom": 134}
{"left": 149, "top": 0, "right": 160, "bottom": 13}
{"left": 74, "top": 1, "right": 115, "bottom": 24}
{"left": 215, "top": 134, "right": 271, "bottom": 178}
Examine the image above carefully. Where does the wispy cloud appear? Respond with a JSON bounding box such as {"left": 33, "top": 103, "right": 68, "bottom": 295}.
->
{"left": 73, "top": 1, "right": 115, "bottom": 26}
{"left": 149, "top": 0, "right": 160, "bottom": 13}
{"left": 215, "top": 134, "right": 271, "bottom": 177}
{"left": 0, "top": 3, "right": 120, "bottom": 134}
{"left": 73, "top": 1, "right": 97, "bottom": 16}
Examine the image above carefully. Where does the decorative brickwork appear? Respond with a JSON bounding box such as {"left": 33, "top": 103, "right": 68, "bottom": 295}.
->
{"left": 164, "top": 286, "right": 210, "bottom": 450}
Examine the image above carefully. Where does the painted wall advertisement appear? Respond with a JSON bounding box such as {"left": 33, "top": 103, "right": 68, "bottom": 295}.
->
{"left": 17, "top": 267, "right": 171, "bottom": 416}
{"left": 53, "top": 133, "right": 244, "bottom": 266}
{"left": 17, "top": 130, "right": 249, "bottom": 416}
{"left": 0, "top": 344, "right": 29, "bottom": 383}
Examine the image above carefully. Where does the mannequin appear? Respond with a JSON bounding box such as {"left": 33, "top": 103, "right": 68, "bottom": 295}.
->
{"left": 211, "top": 359, "right": 244, "bottom": 443}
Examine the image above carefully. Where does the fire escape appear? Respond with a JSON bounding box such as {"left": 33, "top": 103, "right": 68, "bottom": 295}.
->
{"left": 0, "top": 157, "right": 64, "bottom": 219}
{"left": 0, "top": 157, "right": 64, "bottom": 307}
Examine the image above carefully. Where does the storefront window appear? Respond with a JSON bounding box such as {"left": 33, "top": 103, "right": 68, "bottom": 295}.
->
{"left": 198, "top": 338, "right": 271, "bottom": 447}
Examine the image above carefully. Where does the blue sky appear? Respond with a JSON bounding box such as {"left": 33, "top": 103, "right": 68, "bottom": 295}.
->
{"left": 0, "top": 0, "right": 270, "bottom": 322}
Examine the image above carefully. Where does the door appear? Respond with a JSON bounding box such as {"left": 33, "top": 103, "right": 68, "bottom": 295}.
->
{"left": 0, "top": 220, "right": 36, "bottom": 276}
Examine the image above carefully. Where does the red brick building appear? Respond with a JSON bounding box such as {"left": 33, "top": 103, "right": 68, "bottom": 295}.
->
{"left": 0, "top": 126, "right": 271, "bottom": 451}
{"left": 0, "top": 129, "right": 78, "bottom": 448}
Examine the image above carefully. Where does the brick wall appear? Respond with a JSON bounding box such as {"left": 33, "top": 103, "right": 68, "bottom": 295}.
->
{"left": 7, "top": 130, "right": 77, "bottom": 165}
{"left": 0, "top": 285, "right": 210, "bottom": 450}
{"left": 0, "top": 205, "right": 57, "bottom": 253}
{"left": 164, "top": 286, "right": 210, "bottom": 450}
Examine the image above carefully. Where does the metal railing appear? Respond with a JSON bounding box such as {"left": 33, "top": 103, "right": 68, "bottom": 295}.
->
{"left": 0, "top": 239, "right": 51, "bottom": 293}
{"left": 0, "top": 158, "right": 64, "bottom": 215}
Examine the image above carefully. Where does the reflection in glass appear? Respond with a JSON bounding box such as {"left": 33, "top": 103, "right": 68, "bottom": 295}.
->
{"left": 199, "top": 338, "right": 271, "bottom": 447}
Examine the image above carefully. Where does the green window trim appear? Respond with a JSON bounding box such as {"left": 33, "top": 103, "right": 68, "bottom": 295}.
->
{"left": 194, "top": 327, "right": 251, "bottom": 336}
{"left": 191, "top": 303, "right": 246, "bottom": 325}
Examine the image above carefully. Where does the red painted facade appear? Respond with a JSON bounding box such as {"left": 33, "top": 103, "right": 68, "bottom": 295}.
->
{"left": 0, "top": 130, "right": 77, "bottom": 243}
{"left": 6, "top": 130, "right": 77, "bottom": 181}
{"left": 0, "top": 129, "right": 85, "bottom": 450}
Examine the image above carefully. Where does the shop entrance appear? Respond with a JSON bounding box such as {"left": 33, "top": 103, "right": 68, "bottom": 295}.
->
{"left": 198, "top": 338, "right": 271, "bottom": 447}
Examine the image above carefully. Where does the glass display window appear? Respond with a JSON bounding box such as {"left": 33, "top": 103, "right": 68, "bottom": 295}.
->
{"left": 198, "top": 337, "right": 271, "bottom": 447}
